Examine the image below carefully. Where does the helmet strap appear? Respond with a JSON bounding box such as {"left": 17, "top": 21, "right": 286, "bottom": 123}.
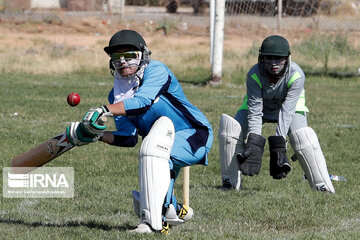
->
{"left": 141, "top": 44, "right": 151, "bottom": 63}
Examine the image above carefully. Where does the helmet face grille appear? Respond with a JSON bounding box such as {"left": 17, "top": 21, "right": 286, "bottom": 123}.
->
{"left": 104, "top": 30, "right": 146, "bottom": 54}
{"left": 105, "top": 30, "right": 151, "bottom": 76}
{"left": 260, "top": 35, "right": 290, "bottom": 57}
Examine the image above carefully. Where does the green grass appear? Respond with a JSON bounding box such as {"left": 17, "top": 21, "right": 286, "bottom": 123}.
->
{"left": 292, "top": 34, "right": 359, "bottom": 74}
{"left": 1, "top": 72, "right": 360, "bottom": 239}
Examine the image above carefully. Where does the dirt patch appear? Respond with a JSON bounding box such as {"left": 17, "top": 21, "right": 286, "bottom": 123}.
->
{"left": 0, "top": 12, "right": 358, "bottom": 77}
{"left": 1, "top": 9, "right": 358, "bottom": 52}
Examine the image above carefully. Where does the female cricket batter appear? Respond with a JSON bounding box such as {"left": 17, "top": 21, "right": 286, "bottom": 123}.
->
{"left": 67, "top": 30, "right": 213, "bottom": 234}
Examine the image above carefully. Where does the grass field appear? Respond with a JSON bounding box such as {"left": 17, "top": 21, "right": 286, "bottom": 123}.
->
{"left": 1, "top": 70, "right": 359, "bottom": 239}
{"left": 0, "top": 23, "right": 360, "bottom": 239}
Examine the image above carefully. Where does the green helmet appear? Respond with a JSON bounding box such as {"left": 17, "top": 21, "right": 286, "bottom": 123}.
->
{"left": 104, "top": 30, "right": 147, "bottom": 54}
{"left": 105, "top": 30, "right": 151, "bottom": 76}
{"left": 259, "top": 35, "right": 290, "bottom": 57}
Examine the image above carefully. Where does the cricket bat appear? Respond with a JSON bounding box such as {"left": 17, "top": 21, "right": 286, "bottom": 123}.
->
{"left": 11, "top": 116, "right": 107, "bottom": 174}
{"left": 183, "top": 166, "right": 190, "bottom": 207}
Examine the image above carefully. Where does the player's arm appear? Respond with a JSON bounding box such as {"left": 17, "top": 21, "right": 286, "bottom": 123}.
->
{"left": 107, "top": 102, "right": 126, "bottom": 116}
{"left": 236, "top": 72, "right": 266, "bottom": 176}
{"left": 246, "top": 74, "right": 264, "bottom": 136}
{"left": 82, "top": 63, "right": 169, "bottom": 137}
{"left": 276, "top": 72, "right": 305, "bottom": 137}
{"left": 269, "top": 71, "right": 305, "bottom": 180}
{"left": 120, "top": 63, "right": 169, "bottom": 116}
{"left": 86, "top": 64, "right": 169, "bottom": 118}
{"left": 101, "top": 115, "right": 138, "bottom": 147}
{"left": 101, "top": 131, "right": 138, "bottom": 147}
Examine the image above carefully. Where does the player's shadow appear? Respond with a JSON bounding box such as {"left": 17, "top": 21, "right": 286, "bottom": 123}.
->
{"left": 0, "top": 218, "right": 133, "bottom": 231}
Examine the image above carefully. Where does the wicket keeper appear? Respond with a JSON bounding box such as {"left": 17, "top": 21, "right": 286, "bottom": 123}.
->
{"left": 218, "top": 35, "right": 335, "bottom": 193}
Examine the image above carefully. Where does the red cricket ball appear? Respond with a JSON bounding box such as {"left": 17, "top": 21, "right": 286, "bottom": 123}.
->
{"left": 67, "top": 92, "right": 81, "bottom": 107}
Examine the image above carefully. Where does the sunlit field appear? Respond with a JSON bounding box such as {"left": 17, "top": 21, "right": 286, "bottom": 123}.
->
{"left": 1, "top": 20, "right": 359, "bottom": 239}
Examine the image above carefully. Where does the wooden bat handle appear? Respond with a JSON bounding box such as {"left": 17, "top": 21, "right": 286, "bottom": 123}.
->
{"left": 183, "top": 166, "right": 190, "bottom": 206}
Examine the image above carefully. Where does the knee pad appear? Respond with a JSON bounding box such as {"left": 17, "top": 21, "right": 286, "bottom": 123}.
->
{"left": 218, "top": 114, "right": 243, "bottom": 190}
{"left": 139, "top": 116, "right": 175, "bottom": 230}
{"left": 289, "top": 127, "right": 335, "bottom": 193}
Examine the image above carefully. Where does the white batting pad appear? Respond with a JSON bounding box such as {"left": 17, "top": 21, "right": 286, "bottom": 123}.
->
{"left": 289, "top": 127, "right": 335, "bottom": 193}
{"left": 218, "top": 114, "right": 243, "bottom": 190}
{"left": 139, "top": 116, "right": 175, "bottom": 230}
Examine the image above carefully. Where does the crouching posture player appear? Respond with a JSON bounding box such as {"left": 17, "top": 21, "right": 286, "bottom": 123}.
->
{"left": 218, "top": 35, "right": 334, "bottom": 193}
{"left": 66, "top": 30, "right": 213, "bottom": 234}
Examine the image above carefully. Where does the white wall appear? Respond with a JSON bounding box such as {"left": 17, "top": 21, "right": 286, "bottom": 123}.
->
{"left": 104, "top": 0, "right": 125, "bottom": 13}
{"left": 31, "top": 0, "right": 61, "bottom": 8}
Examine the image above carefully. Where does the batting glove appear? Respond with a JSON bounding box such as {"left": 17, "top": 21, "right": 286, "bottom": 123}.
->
{"left": 82, "top": 106, "right": 112, "bottom": 137}
{"left": 66, "top": 122, "right": 100, "bottom": 146}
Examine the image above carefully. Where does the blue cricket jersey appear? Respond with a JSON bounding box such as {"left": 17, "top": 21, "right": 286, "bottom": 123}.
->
{"left": 108, "top": 60, "right": 213, "bottom": 166}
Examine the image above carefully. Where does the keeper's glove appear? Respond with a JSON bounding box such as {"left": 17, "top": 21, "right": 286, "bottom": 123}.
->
{"left": 236, "top": 133, "right": 266, "bottom": 176}
{"left": 268, "top": 136, "right": 291, "bottom": 179}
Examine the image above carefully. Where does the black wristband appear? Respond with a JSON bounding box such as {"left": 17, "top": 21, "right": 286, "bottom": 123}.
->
{"left": 102, "top": 105, "right": 110, "bottom": 112}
